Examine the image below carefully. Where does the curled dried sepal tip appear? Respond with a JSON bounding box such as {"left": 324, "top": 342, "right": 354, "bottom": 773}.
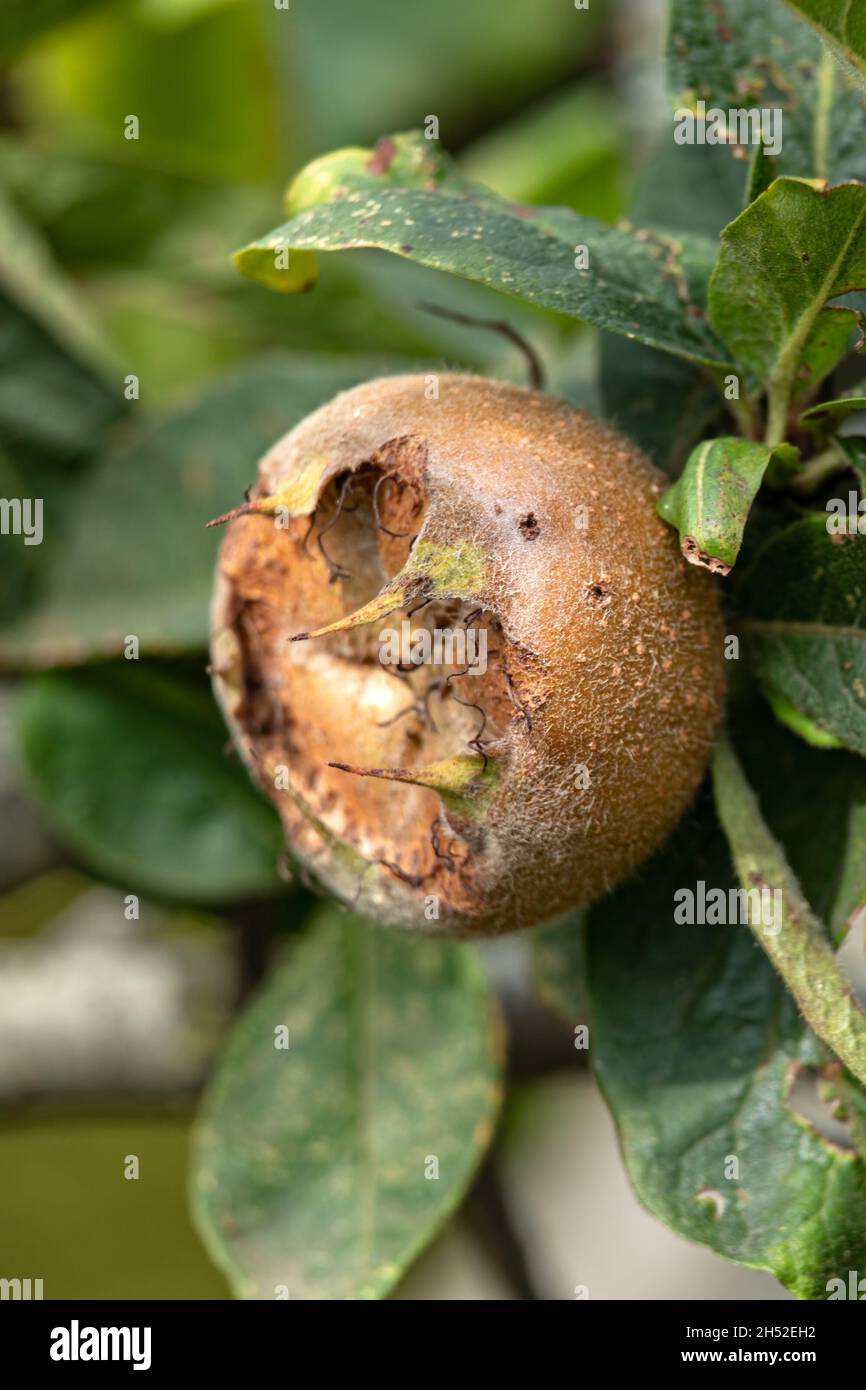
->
{"left": 289, "top": 581, "right": 421, "bottom": 642}
{"left": 329, "top": 752, "right": 493, "bottom": 799}
{"left": 289, "top": 539, "right": 487, "bottom": 640}
{"left": 208, "top": 456, "right": 335, "bottom": 529}
{"left": 206, "top": 501, "right": 259, "bottom": 529}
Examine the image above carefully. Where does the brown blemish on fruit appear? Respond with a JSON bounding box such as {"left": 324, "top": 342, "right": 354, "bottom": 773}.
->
{"left": 584, "top": 579, "right": 612, "bottom": 611}
{"left": 519, "top": 512, "right": 540, "bottom": 540}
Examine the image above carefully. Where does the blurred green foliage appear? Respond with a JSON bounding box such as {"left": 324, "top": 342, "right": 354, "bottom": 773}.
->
{"left": 1, "top": 0, "right": 623, "bottom": 404}
{"left": 0, "top": 1113, "right": 230, "bottom": 1298}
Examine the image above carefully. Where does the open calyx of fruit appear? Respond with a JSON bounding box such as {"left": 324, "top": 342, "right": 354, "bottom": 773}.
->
{"left": 210, "top": 373, "right": 724, "bottom": 936}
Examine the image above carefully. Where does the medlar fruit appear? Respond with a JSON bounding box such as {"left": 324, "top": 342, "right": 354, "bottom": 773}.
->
{"left": 210, "top": 374, "right": 724, "bottom": 936}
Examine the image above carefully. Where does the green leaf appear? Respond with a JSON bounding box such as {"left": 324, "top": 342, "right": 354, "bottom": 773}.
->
{"left": 783, "top": 0, "right": 866, "bottom": 81}
{"left": 633, "top": 137, "right": 750, "bottom": 241}
{"left": 836, "top": 434, "right": 866, "bottom": 490}
{"left": 587, "top": 800, "right": 866, "bottom": 1300}
{"left": 0, "top": 353, "right": 392, "bottom": 667}
{"left": 741, "top": 515, "right": 866, "bottom": 754}
{"left": 0, "top": 136, "right": 209, "bottom": 269}
{"left": 745, "top": 143, "right": 778, "bottom": 205}
{"left": 192, "top": 906, "right": 503, "bottom": 1300}
{"left": 658, "top": 437, "right": 798, "bottom": 573}
{"left": 18, "top": 666, "right": 285, "bottom": 902}
{"left": 600, "top": 335, "right": 724, "bottom": 475}
{"left": 667, "top": 0, "right": 866, "bottom": 183}
{"left": 709, "top": 179, "right": 866, "bottom": 429}
{"left": 598, "top": 138, "right": 740, "bottom": 475}
{"left": 800, "top": 394, "right": 866, "bottom": 433}
{"left": 766, "top": 688, "right": 846, "bottom": 747}
{"left": 235, "top": 132, "right": 732, "bottom": 370}
{"left": 0, "top": 190, "right": 123, "bottom": 468}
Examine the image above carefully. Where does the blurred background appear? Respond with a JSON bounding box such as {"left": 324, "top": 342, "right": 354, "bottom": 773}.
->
{"left": 0, "top": 0, "right": 790, "bottom": 1299}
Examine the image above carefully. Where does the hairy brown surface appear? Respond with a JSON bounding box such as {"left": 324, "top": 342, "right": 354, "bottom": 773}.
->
{"left": 211, "top": 374, "right": 726, "bottom": 936}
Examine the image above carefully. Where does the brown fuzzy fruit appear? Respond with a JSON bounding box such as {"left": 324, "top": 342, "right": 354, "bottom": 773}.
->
{"left": 210, "top": 374, "right": 724, "bottom": 937}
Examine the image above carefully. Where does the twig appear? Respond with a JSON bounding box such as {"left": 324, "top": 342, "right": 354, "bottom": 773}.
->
{"left": 418, "top": 301, "right": 546, "bottom": 390}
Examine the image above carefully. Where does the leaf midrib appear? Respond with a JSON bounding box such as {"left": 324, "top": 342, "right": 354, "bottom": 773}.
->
{"left": 769, "top": 192, "right": 866, "bottom": 397}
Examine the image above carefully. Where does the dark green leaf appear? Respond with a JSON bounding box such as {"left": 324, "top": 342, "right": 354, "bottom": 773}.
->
{"left": 667, "top": 0, "right": 866, "bottom": 183}
{"left": 235, "top": 132, "right": 732, "bottom": 369}
{"left": 599, "top": 335, "right": 724, "bottom": 475}
{"left": 632, "top": 138, "right": 749, "bottom": 240}
{"left": 742, "top": 516, "right": 866, "bottom": 754}
{"left": 801, "top": 395, "right": 866, "bottom": 433}
{"left": 783, "top": 0, "right": 866, "bottom": 79}
{"left": 0, "top": 353, "right": 393, "bottom": 667}
{"left": 709, "top": 179, "right": 866, "bottom": 411}
{"left": 658, "top": 437, "right": 798, "bottom": 573}
{"left": 18, "top": 666, "right": 285, "bottom": 902}
{"left": 587, "top": 799, "right": 866, "bottom": 1300}
{"left": 745, "top": 144, "right": 778, "bottom": 205}
{"left": 598, "top": 139, "right": 740, "bottom": 475}
{"left": 0, "top": 192, "right": 123, "bottom": 467}
{"left": 766, "top": 689, "right": 846, "bottom": 748}
{"left": 0, "top": 137, "right": 208, "bottom": 268}
{"left": 192, "top": 906, "right": 502, "bottom": 1299}
{"left": 836, "top": 435, "right": 866, "bottom": 490}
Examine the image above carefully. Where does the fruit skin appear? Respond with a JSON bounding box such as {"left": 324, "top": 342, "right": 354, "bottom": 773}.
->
{"left": 210, "top": 373, "right": 725, "bottom": 937}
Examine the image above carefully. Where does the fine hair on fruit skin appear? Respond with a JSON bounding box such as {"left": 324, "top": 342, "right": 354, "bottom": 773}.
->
{"left": 210, "top": 373, "right": 725, "bottom": 937}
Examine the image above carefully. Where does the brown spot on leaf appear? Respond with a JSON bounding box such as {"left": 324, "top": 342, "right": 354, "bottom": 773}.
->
{"left": 681, "top": 536, "right": 731, "bottom": 575}
{"left": 365, "top": 137, "right": 396, "bottom": 175}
